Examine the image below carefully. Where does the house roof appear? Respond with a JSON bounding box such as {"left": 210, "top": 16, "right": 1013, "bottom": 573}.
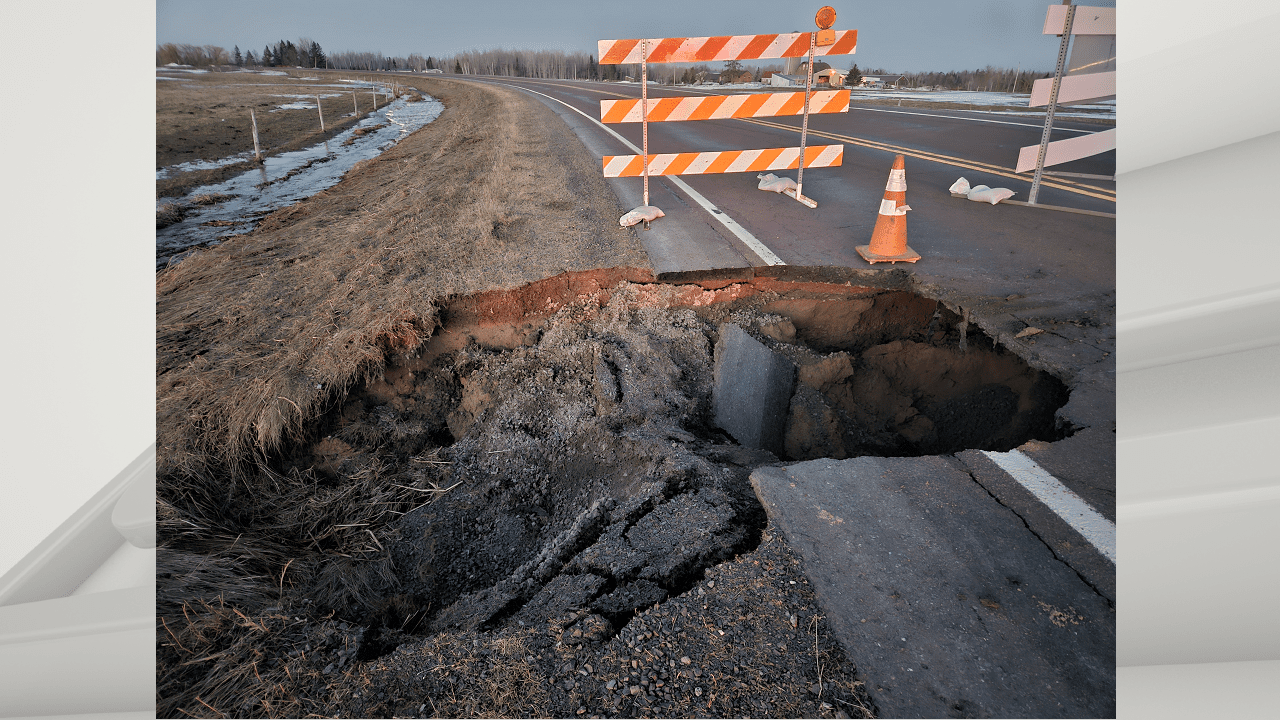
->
{"left": 799, "top": 60, "right": 832, "bottom": 72}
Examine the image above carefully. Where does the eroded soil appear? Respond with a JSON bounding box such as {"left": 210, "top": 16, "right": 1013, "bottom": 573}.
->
{"left": 156, "top": 270, "right": 1067, "bottom": 718}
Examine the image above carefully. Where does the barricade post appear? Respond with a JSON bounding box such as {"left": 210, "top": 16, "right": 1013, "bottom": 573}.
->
{"left": 1022, "top": 2, "right": 1116, "bottom": 202}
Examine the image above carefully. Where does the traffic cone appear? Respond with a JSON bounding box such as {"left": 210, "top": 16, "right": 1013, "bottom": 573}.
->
{"left": 857, "top": 155, "right": 920, "bottom": 264}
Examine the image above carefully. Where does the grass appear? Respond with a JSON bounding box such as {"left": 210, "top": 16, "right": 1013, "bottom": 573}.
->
{"left": 156, "top": 75, "right": 646, "bottom": 481}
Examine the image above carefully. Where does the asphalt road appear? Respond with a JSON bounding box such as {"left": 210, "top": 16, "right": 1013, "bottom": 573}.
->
{"left": 463, "top": 77, "right": 1114, "bottom": 328}
{"left": 454, "top": 75, "right": 1118, "bottom": 716}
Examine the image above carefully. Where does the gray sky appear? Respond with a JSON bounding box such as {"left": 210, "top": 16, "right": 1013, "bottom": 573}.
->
{"left": 156, "top": 0, "right": 1114, "bottom": 73}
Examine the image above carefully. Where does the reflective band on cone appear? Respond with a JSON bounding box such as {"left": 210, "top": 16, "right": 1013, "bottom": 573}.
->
{"left": 857, "top": 154, "right": 920, "bottom": 264}
{"left": 886, "top": 168, "right": 906, "bottom": 193}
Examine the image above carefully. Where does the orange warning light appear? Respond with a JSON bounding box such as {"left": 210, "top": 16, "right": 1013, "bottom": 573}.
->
{"left": 816, "top": 6, "right": 837, "bottom": 29}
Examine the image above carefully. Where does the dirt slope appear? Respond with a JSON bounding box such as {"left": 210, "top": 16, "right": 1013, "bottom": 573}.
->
{"left": 156, "top": 76, "right": 649, "bottom": 479}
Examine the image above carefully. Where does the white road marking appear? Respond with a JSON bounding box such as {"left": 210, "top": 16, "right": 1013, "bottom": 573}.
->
{"left": 851, "top": 106, "right": 1101, "bottom": 134}
{"left": 495, "top": 82, "right": 786, "bottom": 266}
{"left": 981, "top": 449, "right": 1116, "bottom": 563}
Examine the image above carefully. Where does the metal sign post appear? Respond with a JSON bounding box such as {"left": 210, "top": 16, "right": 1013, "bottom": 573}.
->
{"left": 641, "top": 39, "right": 649, "bottom": 211}
{"left": 796, "top": 6, "right": 836, "bottom": 208}
{"left": 795, "top": 31, "right": 817, "bottom": 206}
{"left": 1028, "top": 2, "right": 1075, "bottom": 205}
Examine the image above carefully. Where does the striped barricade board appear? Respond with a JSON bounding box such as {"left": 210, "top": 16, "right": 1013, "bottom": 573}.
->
{"left": 597, "top": 27, "right": 856, "bottom": 206}
{"left": 599, "top": 31, "right": 856, "bottom": 64}
{"left": 1028, "top": 71, "right": 1115, "bottom": 107}
{"left": 1016, "top": 128, "right": 1115, "bottom": 173}
{"left": 601, "top": 90, "right": 849, "bottom": 123}
{"left": 604, "top": 145, "right": 844, "bottom": 178}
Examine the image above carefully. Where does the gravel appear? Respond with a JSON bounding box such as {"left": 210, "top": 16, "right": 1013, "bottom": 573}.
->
{"left": 312, "top": 524, "right": 877, "bottom": 718}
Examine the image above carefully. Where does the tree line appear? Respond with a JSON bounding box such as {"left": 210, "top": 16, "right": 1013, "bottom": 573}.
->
{"left": 158, "top": 40, "right": 1048, "bottom": 93}
{"left": 895, "top": 66, "right": 1050, "bottom": 93}
{"left": 157, "top": 39, "right": 328, "bottom": 69}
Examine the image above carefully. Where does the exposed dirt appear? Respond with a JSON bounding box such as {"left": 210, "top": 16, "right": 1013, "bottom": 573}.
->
{"left": 158, "top": 270, "right": 1068, "bottom": 718}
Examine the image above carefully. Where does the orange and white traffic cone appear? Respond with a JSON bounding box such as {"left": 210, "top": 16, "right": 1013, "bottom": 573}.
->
{"left": 857, "top": 154, "right": 920, "bottom": 264}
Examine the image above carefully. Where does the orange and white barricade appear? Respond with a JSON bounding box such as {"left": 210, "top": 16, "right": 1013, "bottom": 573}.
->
{"left": 598, "top": 7, "right": 856, "bottom": 223}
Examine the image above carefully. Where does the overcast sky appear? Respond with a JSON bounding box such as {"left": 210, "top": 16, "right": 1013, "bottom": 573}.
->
{"left": 157, "top": 0, "right": 1115, "bottom": 73}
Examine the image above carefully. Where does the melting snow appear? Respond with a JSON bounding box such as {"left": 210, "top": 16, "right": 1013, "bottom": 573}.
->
{"left": 157, "top": 95, "right": 443, "bottom": 268}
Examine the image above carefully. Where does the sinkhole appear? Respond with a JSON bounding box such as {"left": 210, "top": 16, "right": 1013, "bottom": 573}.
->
{"left": 279, "top": 269, "right": 1070, "bottom": 657}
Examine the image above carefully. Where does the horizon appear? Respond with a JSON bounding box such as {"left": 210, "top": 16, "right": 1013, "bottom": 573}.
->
{"left": 156, "top": 0, "right": 1116, "bottom": 75}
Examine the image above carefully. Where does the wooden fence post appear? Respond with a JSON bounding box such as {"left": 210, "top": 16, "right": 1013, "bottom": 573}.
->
{"left": 250, "top": 108, "right": 261, "bottom": 161}
{"left": 316, "top": 95, "right": 325, "bottom": 132}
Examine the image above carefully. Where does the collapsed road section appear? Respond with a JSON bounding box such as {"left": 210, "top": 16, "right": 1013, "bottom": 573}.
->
{"left": 154, "top": 267, "right": 1089, "bottom": 717}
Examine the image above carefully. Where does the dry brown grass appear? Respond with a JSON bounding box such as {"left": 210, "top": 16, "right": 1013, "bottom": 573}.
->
{"left": 156, "top": 75, "right": 647, "bottom": 478}
{"left": 156, "top": 455, "right": 465, "bottom": 717}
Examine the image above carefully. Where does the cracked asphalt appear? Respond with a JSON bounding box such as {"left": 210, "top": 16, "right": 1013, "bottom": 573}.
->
{"left": 752, "top": 455, "right": 1114, "bottom": 718}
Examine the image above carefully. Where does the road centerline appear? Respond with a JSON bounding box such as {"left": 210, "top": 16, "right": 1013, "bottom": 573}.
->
{"left": 741, "top": 117, "right": 1115, "bottom": 201}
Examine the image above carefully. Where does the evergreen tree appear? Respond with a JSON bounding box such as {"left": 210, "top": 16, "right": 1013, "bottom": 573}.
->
{"left": 454, "top": 59, "right": 462, "bottom": 74}
{"left": 245, "top": 50, "right": 256, "bottom": 66}
{"left": 309, "top": 41, "right": 327, "bottom": 69}
{"left": 426, "top": 56, "right": 436, "bottom": 70}
{"left": 263, "top": 44, "right": 273, "bottom": 66}
{"left": 846, "top": 63, "right": 862, "bottom": 87}
{"left": 233, "top": 45, "right": 242, "bottom": 66}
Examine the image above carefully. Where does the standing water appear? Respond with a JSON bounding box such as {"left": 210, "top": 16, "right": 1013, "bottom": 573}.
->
{"left": 157, "top": 93, "right": 443, "bottom": 268}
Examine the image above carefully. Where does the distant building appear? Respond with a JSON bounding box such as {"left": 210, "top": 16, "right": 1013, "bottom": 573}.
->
{"left": 815, "top": 68, "right": 846, "bottom": 86}
{"left": 728, "top": 70, "right": 755, "bottom": 84}
{"left": 798, "top": 60, "right": 831, "bottom": 75}
{"left": 858, "top": 75, "right": 905, "bottom": 88}
{"left": 768, "top": 70, "right": 844, "bottom": 87}
{"left": 425, "top": 68, "right": 442, "bottom": 74}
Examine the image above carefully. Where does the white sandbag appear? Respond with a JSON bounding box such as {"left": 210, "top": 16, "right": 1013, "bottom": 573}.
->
{"left": 949, "top": 177, "right": 971, "bottom": 195}
{"left": 967, "top": 185, "right": 1016, "bottom": 205}
{"left": 756, "top": 173, "right": 798, "bottom": 194}
{"left": 619, "top": 205, "right": 665, "bottom": 227}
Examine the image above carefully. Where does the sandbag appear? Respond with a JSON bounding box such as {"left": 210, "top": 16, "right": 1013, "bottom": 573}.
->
{"left": 619, "top": 205, "right": 665, "bottom": 227}
{"left": 756, "top": 173, "right": 798, "bottom": 194}
{"left": 966, "top": 185, "right": 1016, "bottom": 205}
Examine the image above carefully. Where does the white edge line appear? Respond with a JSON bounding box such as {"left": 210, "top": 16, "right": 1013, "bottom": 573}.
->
{"left": 496, "top": 82, "right": 786, "bottom": 266}
{"left": 981, "top": 449, "right": 1116, "bottom": 564}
